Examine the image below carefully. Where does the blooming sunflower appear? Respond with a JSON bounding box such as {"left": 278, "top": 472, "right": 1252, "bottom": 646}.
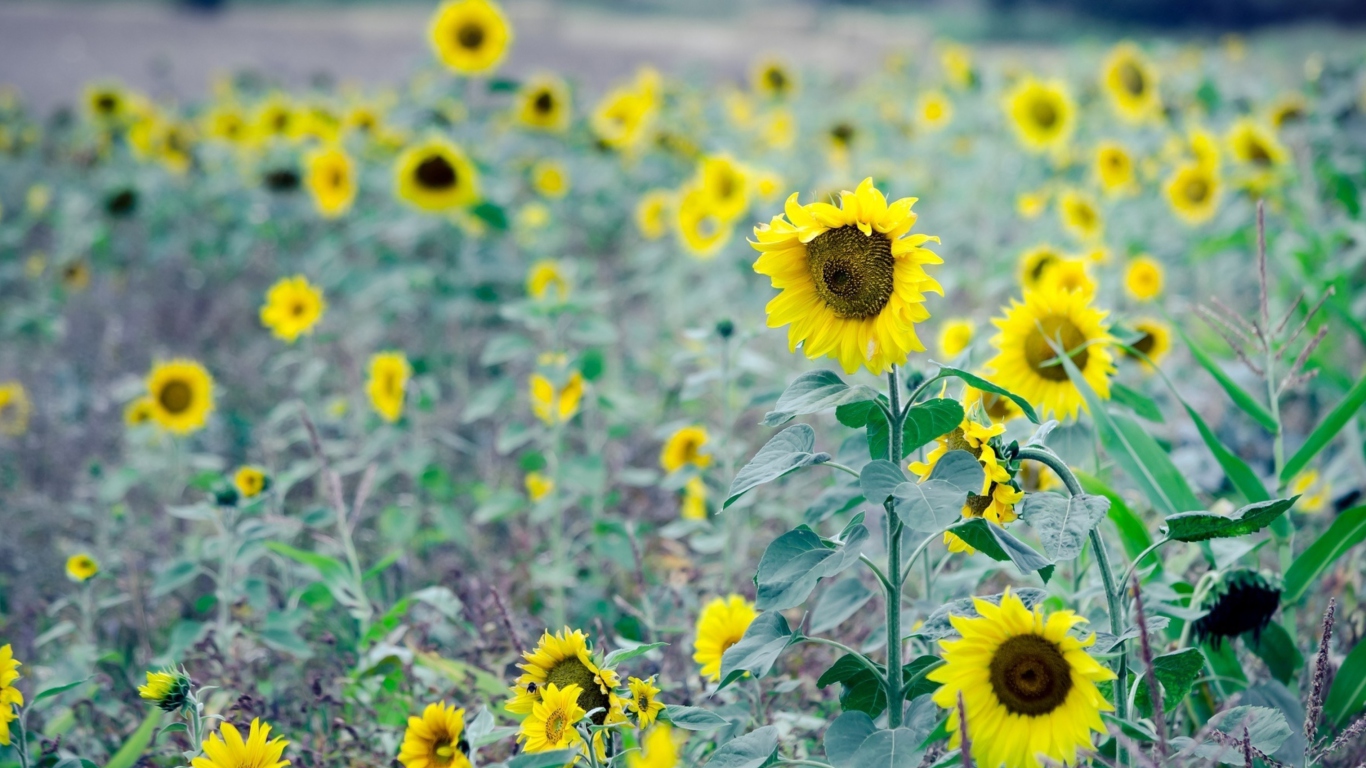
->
{"left": 138, "top": 668, "right": 192, "bottom": 712}
{"left": 1018, "top": 246, "right": 1061, "bottom": 291}
{"left": 0, "top": 381, "right": 32, "bottom": 437}
{"left": 529, "top": 369, "right": 583, "bottom": 426}
{"left": 202, "top": 105, "right": 249, "bottom": 144}
{"left": 1101, "top": 43, "right": 1161, "bottom": 123}
{"left": 506, "top": 628, "right": 621, "bottom": 725}
{"left": 591, "top": 69, "right": 659, "bottom": 154}
{"left": 398, "top": 702, "right": 472, "bottom": 768}
{"left": 1094, "top": 142, "right": 1135, "bottom": 195}
{"left": 681, "top": 476, "right": 707, "bottom": 521}
{"left": 929, "top": 590, "right": 1114, "bottom": 768}
{"left": 86, "top": 82, "right": 132, "bottom": 124}
{"left": 304, "top": 146, "right": 356, "bottom": 218}
{"left": 1291, "top": 469, "right": 1331, "bottom": 513}
{"left": 525, "top": 471, "right": 554, "bottom": 502}
{"left": 1016, "top": 189, "right": 1048, "bottom": 220}
{"left": 1226, "top": 118, "right": 1289, "bottom": 191}
{"left": 395, "top": 139, "right": 479, "bottom": 212}
{"left": 428, "top": 0, "right": 512, "bottom": 76}
{"left": 752, "top": 57, "right": 797, "bottom": 100}
{"left": 940, "top": 43, "right": 975, "bottom": 89}
{"left": 0, "top": 644, "right": 22, "bottom": 747}
{"left": 627, "top": 725, "right": 682, "bottom": 768}
{"left": 518, "top": 683, "right": 586, "bottom": 754}
{"left": 1268, "top": 93, "right": 1308, "bottom": 128}
{"left": 916, "top": 90, "right": 953, "bottom": 133}
{"left": 660, "top": 426, "right": 710, "bottom": 472}
{"left": 367, "top": 352, "right": 410, "bottom": 423}
{"left": 696, "top": 156, "right": 749, "bottom": 222}
{"left": 1121, "top": 318, "right": 1171, "bottom": 370}
{"left": 145, "top": 360, "right": 214, "bottom": 435}
{"left": 252, "top": 96, "right": 300, "bottom": 144}
{"left": 516, "top": 74, "right": 572, "bottom": 132}
{"left": 1165, "top": 162, "right": 1220, "bottom": 225}
{"left": 909, "top": 416, "right": 1023, "bottom": 554}
{"left": 124, "top": 397, "right": 156, "bottom": 428}
{"left": 627, "top": 676, "right": 665, "bottom": 728}
{"left": 1058, "top": 190, "right": 1103, "bottom": 243}
{"left": 985, "top": 288, "right": 1114, "bottom": 422}
{"left": 676, "top": 188, "right": 733, "bottom": 259}
{"left": 1123, "top": 256, "right": 1163, "bottom": 302}
{"left": 66, "top": 553, "right": 99, "bottom": 582}
{"left": 260, "top": 275, "right": 326, "bottom": 343}
{"left": 694, "top": 595, "right": 757, "bottom": 682}
{"left": 1037, "top": 258, "right": 1096, "bottom": 299}
{"left": 636, "top": 190, "right": 672, "bottom": 240}
{"left": 938, "top": 319, "right": 974, "bottom": 358}
{"left": 234, "top": 466, "right": 268, "bottom": 498}
{"left": 527, "top": 260, "right": 569, "bottom": 301}
{"left": 1004, "top": 78, "right": 1074, "bottom": 153}
{"left": 191, "top": 719, "right": 290, "bottom": 768}
{"left": 751, "top": 178, "right": 943, "bottom": 375}
{"left": 530, "top": 159, "right": 569, "bottom": 199}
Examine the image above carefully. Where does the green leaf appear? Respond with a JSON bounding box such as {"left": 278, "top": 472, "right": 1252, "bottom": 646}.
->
{"left": 804, "top": 482, "right": 864, "bottom": 526}
{"left": 264, "top": 541, "right": 350, "bottom": 585}
{"left": 105, "top": 709, "right": 163, "bottom": 768}
{"left": 507, "top": 750, "right": 580, "bottom": 768}
{"left": 860, "top": 460, "right": 907, "bottom": 507}
{"left": 826, "top": 711, "right": 879, "bottom": 768}
{"left": 1282, "top": 372, "right": 1366, "bottom": 483}
{"left": 663, "top": 705, "right": 731, "bottom": 731}
{"left": 1163, "top": 497, "right": 1297, "bottom": 542}
{"left": 826, "top": 712, "right": 927, "bottom": 768}
{"left": 724, "top": 424, "right": 831, "bottom": 509}
{"left": 1075, "top": 471, "right": 1154, "bottom": 562}
{"left": 810, "top": 578, "right": 875, "bottom": 635}
{"left": 1284, "top": 505, "right": 1366, "bottom": 603}
{"left": 1325, "top": 627, "right": 1366, "bottom": 725}
{"left": 1182, "top": 400, "right": 1271, "bottom": 504}
{"left": 946, "top": 518, "right": 1053, "bottom": 577}
{"left": 762, "top": 370, "right": 879, "bottom": 427}
{"left": 1018, "top": 492, "right": 1110, "bottom": 561}
{"left": 1110, "top": 382, "right": 1165, "bottom": 423}
{"left": 32, "top": 678, "right": 90, "bottom": 704}
{"left": 914, "top": 589, "right": 1049, "bottom": 640}
{"left": 817, "top": 655, "right": 940, "bottom": 718}
{"left": 1134, "top": 648, "right": 1205, "bottom": 717}
{"left": 1246, "top": 622, "right": 1304, "bottom": 686}
{"left": 718, "top": 612, "right": 793, "bottom": 689}
{"left": 470, "top": 201, "right": 508, "bottom": 232}
{"left": 602, "top": 641, "right": 667, "bottom": 667}
{"left": 755, "top": 525, "right": 867, "bottom": 611}
{"left": 893, "top": 451, "right": 985, "bottom": 532}
{"left": 1175, "top": 326, "right": 1278, "bottom": 432}
{"left": 151, "top": 560, "right": 201, "bottom": 598}
{"left": 930, "top": 364, "right": 1040, "bottom": 424}
{"left": 836, "top": 399, "right": 878, "bottom": 429}
{"left": 902, "top": 399, "right": 966, "bottom": 454}
{"left": 705, "top": 726, "right": 779, "bottom": 768}
{"left": 1176, "top": 707, "right": 1291, "bottom": 764}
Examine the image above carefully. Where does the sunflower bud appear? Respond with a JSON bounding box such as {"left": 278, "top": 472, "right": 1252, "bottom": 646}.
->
{"left": 138, "top": 668, "right": 192, "bottom": 712}
{"left": 1192, "top": 568, "right": 1282, "bottom": 647}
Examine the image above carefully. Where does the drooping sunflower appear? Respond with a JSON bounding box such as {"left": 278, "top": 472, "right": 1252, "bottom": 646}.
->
{"left": 752, "top": 57, "right": 797, "bottom": 100}
{"left": 397, "top": 702, "right": 472, "bottom": 768}
{"left": 694, "top": 595, "right": 757, "bottom": 682}
{"left": 1192, "top": 569, "right": 1282, "bottom": 647}
{"left": 751, "top": 178, "right": 943, "bottom": 375}
{"left": 1004, "top": 77, "right": 1075, "bottom": 153}
{"left": 0, "top": 381, "right": 32, "bottom": 437}
{"left": 635, "top": 190, "right": 672, "bottom": 240}
{"left": 506, "top": 628, "right": 621, "bottom": 725}
{"left": 909, "top": 416, "right": 1023, "bottom": 554}
{"left": 627, "top": 725, "right": 682, "bottom": 768}
{"left": 1121, "top": 318, "right": 1171, "bottom": 370}
{"left": 517, "top": 683, "right": 586, "bottom": 754}
{"left": 661, "top": 426, "right": 711, "bottom": 472}
{"left": 1165, "top": 162, "right": 1220, "bottom": 225}
{"left": 138, "top": 668, "right": 192, "bottom": 712}
{"left": 527, "top": 260, "right": 569, "bottom": 301}
{"left": 65, "top": 553, "right": 99, "bottom": 582}
{"left": 676, "top": 187, "right": 733, "bottom": 259}
{"left": 680, "top": 476, "right": 708, "bottom": 521}
{"left": 191, "top": 719, "right": 290, "bottom": 768}
{"left": 304, "top": 146, "right": 356, "bottom": 219}
{"left": 525, "top": 471, "right": 554, "bottom": 502}
{"left": 529, "top": 369, "right": 583, "bottom": 426}
{"left": 394, "top": 139, "right": 479, "bottom": 212}
{"left": 1058, "top": 189, "right": 1103, "bottom": 243}
{"left": 516, "top": 74, "right": 572, "bottom": 132}
{"left": 428, "top": 0, "right": 512, "bottom": 76}
{"left": 627, "top": 676, "right": 666, "bottom": 728}
{"left": 1017, "top": 245, "right": 1062, "bottom": 291}
{"left": 124, "top": 397, "right": 156, "bottom": 428}
{"left": 1124, "top": 256, "right": 1163, "bottom": 301}
{"left": 145, "top": 360, "right": 215, "bottom": 435}
{"left": 530, "top": 159, "right": 569, "bottom": 199}
{"left": 937, "top": 319, "right": 974, "bottom": 358}
{"left": 234, "top": 466, "right": 268, "bottom": 498}
{"left": 1037, "top": 258, "right": 1096, "bottom": 299}
{"left": 260, "top": 275, "right": 326, "bottom": 343}
{"left": 916, "top": 90, "right": 953, "bottom": 133}
{"left": 1094, "top": 142, "right": 1135, "bottom": 195}
{"left": 367, "top": 352, "right": 410, "bottom": 423}
{"left": 929, "top": 590, "right": 1114, "bottom": 768}
{"left": 965, "top": 380, "right": 1023, "bottom": 424}
{"left": 0, "top": 644, "right": 23, "bottom": 747}
{"left": 985, "top": 288, "right": 1114, "bottom": 422}
{"left": 1101, "top": 42, "right": 1161, "bottom": 123}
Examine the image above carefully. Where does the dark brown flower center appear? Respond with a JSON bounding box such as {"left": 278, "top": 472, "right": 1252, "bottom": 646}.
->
{"left": 1118, "top": 61, "right": 1146, "bottom": 96}
{"left": 1184, "top": 176, "right": 1209, "bottom": 203}
{"left": 765, "top": 67, "right": 787, "bottom": 92}
{"left": 415, "top": 155, "right": 458, "bottom": 190}
{"left": 96, "top": 94, "right": 118, "bottom": 114}
{"left": 830, "top": 123, "right": 854, "bottom": 146}
{"left": 546, "top": 657, "right": 610, "bottom": 724}
{"left": 1130, "top": 331, "right": 1156, "bottom": 356}
{"left": 807, "top": 225, "right": 895, "bottom": 320}
{"left": 1024, "top": 316, "right": 1089, "bottom": 382}
{"left": 533, "top": 90, "right": 554, "bottom": 115}
{"left": 989, "top": 634, "right": 1073, "bottom": 716}
{"left": 457, "top": 22, "right": 485, "bottom": 50}
{"left": 1031, "top": 97, "right": 1058, "bottom": 129}
{"left": 1247, "top": 139, "right": 1272, "bottom": 166}
{"left": 159, "top": 380, "right": 193, "bottom": 414}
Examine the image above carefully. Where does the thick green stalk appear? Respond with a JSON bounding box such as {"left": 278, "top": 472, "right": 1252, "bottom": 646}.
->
{"left": 884, "top": 367, "right": 905, "bottom": 727}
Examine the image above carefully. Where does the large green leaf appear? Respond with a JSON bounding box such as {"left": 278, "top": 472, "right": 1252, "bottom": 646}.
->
{"left": 902, "top": 398, "right": 965, "bottom": 454}
{"left": 1179, "top": 400, "right": 1271, "bottom": 504}
{"left": 860, "top": 460, "right": 906, "bottom": 507}
{"left": 930, "top": 364, "right": 1040, "bottom": 423}
{"left": 762, "top": 370, "right": 880, "bottom": 427}
{"left": 893, "top": 451, "right": 985, "bottom": 532}
{"left": 719, "top": 612, "right": 794, "bottom": 689}
{"left": 1163, "top": 497, "right": 1297, "bottom": 542}
{"left": 1017, "top": 492, "right": 1110, "bottom": 561}
{"left": 724, "top": 424, "right": 831, "bottom": 508}
{"left": 945, "top": 518, "right": 1053, "bottom": 579}
{"left": 1110, "top": 382, "right": 1165, "bottom": 423}
{"left": 663, "top": 705, "right": 731, "bottom": 731}
{"left": 706, "top": 726, "right": 780, "bottom": 768}
{"left": 1135, "top": 648, "right": 1205, "bottom": 717}
{"left": 1284, "top": 505, "right": 1366, "bottom": 603}
{"left": 754, "top": 524, "right": 867, "bottom": 611}
{"left": 1246, "top": 622, "right": 1304, "bottom": 686}
{"left": 817, "top": 655, "right": 940, "bottom": 718}
{"left": 810, "top": 578, "right": 875, "bottom": 634}
{"left": 1325, "top": 628, "right": 1366, "bottom": 725}
{"left": 1176, "top": 707, "right": 1291, "bottom": 764}
{"left": 1282, "top": 372, "right": 1366, "bottom": 484}
{"left": 1176, "top": 326, "right": 1278, "bottom": 432}
{"left": 507, "top": 750, "right": 580, "bottom": 768}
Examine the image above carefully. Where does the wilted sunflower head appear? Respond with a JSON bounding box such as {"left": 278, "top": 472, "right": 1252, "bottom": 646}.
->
{"left": 1193, "top": 569, "right": 1282, "bottom": 647}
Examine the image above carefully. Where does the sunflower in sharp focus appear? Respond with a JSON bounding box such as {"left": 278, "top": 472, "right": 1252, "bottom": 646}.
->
{"left": 304, "top": 146, "right": 357, "bottom": 218}
{"left": 985, "top": 288, "right": 1114, "bottom": 422}
{"left": 636, "top": 190, "right": 672, "bottom": 240}
{"left": 1165, "top": 162, "right": 1220, "bottom": 225}
{"left": 929, "top": 590, "right": 1114, "bottom": 768}
{"left": 1058, "top": 189, "right": 1103, "bottom": 243}
{"left": 428, "top": 0, "right": 512, "bottom": 76}
{"left": 516, "top": 74, "right": 572, "bottom": 132}
{"left": 506, "top": 628, "right": 620, "bottom": 725}
{"left": 0, "top": 381, "right": 32, "bottom": 437}
{"left": 627, "top": 676, "right": 665, "bottom": 728}
{"left": 66, "top": 553, "right": 99, "bottom": 582}
{"left": 260, "top": 276, "right": 326, "bottom": 342}
{"left": 145, "top": 360, "right": 215, "bottom": 435}
{"left": 1018, "top": 245, "right": 1063, "bottom": 292}
{"left": 191, "top": 719, "right": 290, "bottom": 768}
{"left": 367, "top": 352, "right": 410, "bottom": 423}
{"left": 1124, "top": 256, "right": 1163, "bottom": 301}
{"left": 1004, "top": 78, "right": 1074, "bottom": 153}
{"left": 751, "top": 178, "right": 943, "bottom": 375}
{"left": 676, "top": 187, "right": 733, "bottom": 259}
{"left": 0, "top": 644, "right": 23, "bottom": 747}
{"left": 517, "top": 683, "right": 586, "bottom": 754}
{"left": 694, "top": 595, "right": 757, "bottom": 682}
{"left": 395, "top": 138, "right": 479, "bottom": 212}
{"left": 1101, "top": 43, "right": 1161, "bottom": 123}
{"left": 752, "top": 57, "right": 797, "bottom": 100}
{"left": 1121, "top": 318, "right": 1171, "bottom": 371}
{"left": 916, "top": 90, "right": 953, "bottom": 133}
{"left": 138, "top": 668, "right": 191, "bottom": 712}
{"left": 530, "top": 159, "right": 569, "bottom": 199}
{"left": 398, "top": 702, "right": 472, "bottom": 768}
{"left": 909, "top": 415, "right": 1023, "bottom": 554}
{"left": 1094, "top": 142, "right": 1135, "bottom": 196}
{"left": 661, "top": 426, "right": 710, "bottom": 472}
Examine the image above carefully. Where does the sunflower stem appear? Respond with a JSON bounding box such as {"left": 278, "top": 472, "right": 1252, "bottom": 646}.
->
{"left": 884, "top": 366, "right": 906, "bottom": 728}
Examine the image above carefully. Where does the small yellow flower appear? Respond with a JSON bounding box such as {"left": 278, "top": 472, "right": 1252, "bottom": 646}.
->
{"left": 66, "top": 553, "right": 99, "bottom": 582}
{"left": 527, "top": 260, "right": 569, "bottom": 301}
{"left": 145, "top": 360, "right": 215, "bottom": 435}
{"left": 367, "top": 353, "right": 410, "bottom": 423}
{"left": 0, "top": 381, "right": 33, "bottom": 437}
{"left": 627, "top": 676, "right": 666, "bottom": 728}
{"left": 1094, "top": 142, "right": 1136, "bottom": 196}
{"left": 675, "top": 188, "right": 732, "bottom": 259}
{"left": 394, "top": 138, "right": 480, "bottom": 212}
{"left": 124, "top": 397, "right": 156, "bottom": 428}
{"left": 681, "top": 476, "right": 708, "bottom": 521}
{"left": 636, "top": 190, "right": 672, "bottom": 240}
{"left": 516, "top": 74, "right": 572, "bottom": 133}
{"left": 1122, "top": 318, "right": 1172, "bottom": 371}
{"left": 1291, "top": 470, "right": 1331, "bottom": 513}
{"left": 191, "top": 719, "right": 290, "bottom": 768}
{"left": 916, "top": 90, "right": 953, "bottom": 132}
{"left": 661, "top": 426, "right": 710, "bottom": 472}
{"left": 938, "top": 319, "right": 975, "bottom": 358}
{"left": 234, "top": 466, "right": 268, "bottom": 498}
{"left": 259, "top": 276, "right": 326, "bottom": 343}
{"left": 1016, "top": 189, "right": 1048, "bottom": 219}
{"left": 529, "top": 370, "right": 584, "bottom": 426}
{"left": 1166, "top": 162, "right": 1220, "bottom": 225}
{"left": 517, "top": 683, "right": 586, "bottom": 753}
{"left": 304, "top": 146, "right": 357, "bottom": 218}
{"left": 1101, "top": 42, "right": 1161, "bottom": 123}
{"left": 530, "top": 159, "right": 569, "bottom": 199}
{"left": 752, "top": 57, "right": 797, "bottom": 100}
{"left": 939, "top": 43, "right": 975, "bottom": 89}
{"left": 1004, "top": 77, "right": 1074, "bottom": 153}
{"left": 1058, "top": 189, "right": 1103, "bottom": 243}
{"left": 428, "top": 0, "right": 513, "bottom": 76}
{"left": 525, "top": 471, "right": 555, "bottom": 502}
{"left": 627, "top": 725, "right": 682, "bottom": 768}
{"left": 1124, "top": 256, "right": 1164, "bottom": 302}
{"left": 0, "top": 644, "right": 24, "bottom": 747}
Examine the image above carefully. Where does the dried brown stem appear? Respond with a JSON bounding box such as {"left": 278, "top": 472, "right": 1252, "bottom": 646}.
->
{"left": 1209, "top": 296, "right": 1262, "bottom": 345}
{"left": 1280, "top": 325, "right": 1329, "bottom": 395}
{"left": 1273, "top": 291, "right": 1305, "bottom": 338}
{"left": 1284, "top": 286, "right": 1337, "bottom": 352}
{"left": 957, "top": 691, "right": 974, "bottom": 768}
{"left": 1196, "top": 305, "right": 1266, "bottom": 376}
{"left": 350, "top": 463, "right": 378, "bottom": 527}
{"left": 1324, "top": 712, "right": 1366, "bottom": 756}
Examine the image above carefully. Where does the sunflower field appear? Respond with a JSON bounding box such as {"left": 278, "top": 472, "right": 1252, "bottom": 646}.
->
{"left": 2, "top": 2, "right": 1366, "bottom": 767}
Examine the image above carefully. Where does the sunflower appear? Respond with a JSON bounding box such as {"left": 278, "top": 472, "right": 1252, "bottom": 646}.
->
{"left": 517, "top": 683, "right": 586, "bottom": 754}
{"left": 760, "top": 108, "right": 797, "bottom": 150}
{"left": 1123, "top": 256, "right": 1163, "bottom": 301}
{"left": 191, "top": 719, "right": 290, "bottom": 768}
{"left": 751, "top": 178, "right": 943, "bottom": 375}
{"left": 627, "top": 725, "right": 682, "bottom": 768}
{"left": 428, "top": 0, "right": 512, "bottom": 76}
{"left": 0, "top": 381, "right": 32, "bottom": 437}
{"left": 626, "top": 676, "right": 665, "bottom": 728}
{"left": 1226, "top": 118, "right": 1289, "bottom": 191}
{"left": 298, "top": 104, "right": 341, "bottom": 144}
{"left": 1290, "top": 470, "right": 1331, "bottom": 513}
{"left": 61, "top": 260, "right": 90, "bottom": 292}
{"left": 138, "top": 668, "right": 192, "bottom": 712}
{"left": 304, "top": 146, "right": 356, "bottom": 218}
{"left": 367, "top": 352, "right": 410, "bottom": 423}
{"left": 527, "top": 260, "right": 569, "bottom": 301}
{"left": 680, "top": 476, "right": 707, "bottom": 521}
{"left": 696, "top": 156, "right": 749, "bottom": 221}
{"left": 985, "top": 288, "right": 1114, "bottom": 422}
{"left": 1165, "top": 162, "right": 1220, "bottom": 225}
{"left": 929, "top": 590, "right": 1114, "bottom": 768}
{"left": 1188, "top": 127, "right": 1222, "bottom": 170}
{"left": 260, "top": 276, "right": 326, "bottom": 343}
{"left": 1015, "top": 189, "right": 1048, "bottom": 219}
{"left": 826, "top": 121, "right": 857, "bottom": 158}
{"left": 252, "top": 96, "right": 300, "bottom": 144}
{"left": 1037, "top": 258, "right": 1096, "bottom": 299}
{"left": 916, "top": 91, "right": 953, "bottom": 132}
{"left": 145, "top": 360, "right": 215, "bottom": 435}
{"left": 1192, "top": 569, "right": 1281, "bottom": 647}
{"left": 940, "top": 43, "right": 976, "bottom": 89}
{"left": 752, "top": 57, "right": 797, "bottom": 100}
{"left": 124, "top": 397, "right": 156, "bottom": 428}
{"left": 529, "top": 368, "right": 583, "bottom": 426}
{"left": 909, "top": 416, "right": 1023, "bottom": 554}
{"left": 65, "top": 553, "right": 99, "bottom": 582}
{"left": 1268, "top": 93, "right": 1308, "bottom": 128}
{"left": 694, "top": 595, "right": 757, "bottom": 682}
{"left": 1094, "top": 142, "right": 1135, "bottom": 195}
{"left": 591, "top": 69, "right": 659, "bottom": 154}
{"left": 965, "top": 380, "right": 1023, "bottom": 424}
{"left": 394, "top": 139, "right": 479, "bottom": 212}
{"left": 1121, "top": 318, "right": 1171, "bottom": 371}
{"left": 0, "top": 645, "right": 22, "bottom": 747}
{"left": 1018, "top": 245, "right": 1063, "bottom": 291}
{"left": 938, "top": 319, "right": 974, "bottom": 358}
{"left": 342, "top": 103, "right": 385, "bottom": 137}
{"left": 516, "top": 74, "right": 572, "bottom": 132}
{"left": 661, "top": 426, "right": 711, "bottom": 472}
{"left": 398, "top": 702, "right": 472, "bottom": 768}
{"left": 506, "top": 628, "right": 621, "bottom": 724}
{"left": 676, "top": 187, "right": 733, "bottom": 259}
{"left": 636, "top": 190, "right": 672, "bottom": 240}
{"left": 234, "top": 466, "right": 268, "bottom": 498}
{"left": 85, "top": 83, "right": 132, "bottom": 124}
{"left": 525, "top": 471, "right": 554, "bottom": 502}
{"left": 530, "top": 159, "right": 569, "bottom": 199}
{"left": 1101, "top": 43, "right": 1160, "bottom": 123}
{"left": 1004, "top": 77, "right": 1074, "bottom": 153}
{"left": 1058, "top": 190, "right": 1103, "bottom": 243}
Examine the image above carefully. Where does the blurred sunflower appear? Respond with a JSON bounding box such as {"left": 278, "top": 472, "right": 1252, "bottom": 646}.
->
{"left": 965, "top": 380, "right": 1023, "bottom": 423}
{"left": 1018, "top": 245, "right": 1063, "bottom": 290}
{"left": 676, "top": 188, "right": 733, "bottom": 259}
{"left": 1094, "top": 142, "right": 1135, "bottom": 195}
{"left": 66, "top": 553, "right": 99, "bottom": 582}
{"left": 760, "top": 108, "right": 797, "bottom": 150}
{"left": 518, "top": 683, "right": 585, "bottom": 753}
{"left": 929, "top": 590, "right": 1114, "bottom": 768}
{"left": 516, "top": 74, "right": 571, "bottom": 132}
{"left": 1290, "top": 469, "right": 1331, "bottom": 513}
{"left": 342, "top": 103, "right": 385, "bottom": 137}
{"left": 909, "top": 415, "right": 1023, "bottom": 554}
{"left": 1015, "top": 189, "right": 1048, "bottom": 219}
{"left": 752, "top": 57, "right": 797, "bottom": 100}
{"left": 986, "top": 288, "right": 1114, "bottom": 421}
{"left": 428, "top": 0, "right": 512, "bottom": 76}
{"left": 530, "top": 159, "right": 569, "bottom": 199}
{"left": 693, "top": 595, "right": 757, "bottom": 682}
{"left": 260, "top": 275, "right": 326, "bottom": 343}
{"left": 1124, "top": 256, "right": 1163, "bottom": 301}
{"left": 680, "top": 476, "right": 707, "bottom": 521}
{"left": 1165, "top": 162, "right": 1220, "bottom": 225}
{"left": 367, "top": 352, "right": 410, "bottom": 423}
{"left": 506, "top": 628, "right": 621, "bottom": 725}
{"left": 826, "top": 121, "right": 856, "bottom": 160}
{"left": 1004, "top": 77, "right": 1074, "bottom": 153}
{"left": 916, "top": 90, "right": 953, "bottom": 132}
{"left": 1188, "top": 126, "right": 1223, "bottom": 170}
{"left": 627, "top": 725, "right": 682, "bottom": 768}
{"left": 124, "top": 397, "right": 156, "bottom": 428}
{"left": 304, "top": 146, "right": 357, "bottom": 218}
{"left": 751, "top": 178, "right": 942, "bottom": 375}
{"left": 940, "top": 43, "right": 976, "bottom": 89}
{"left": 85, "top": 82, "right": 132, "bottom": 125}
{"left": 1101, "top": 42, "right": 1161, "bottom": 123}
{"left": 0, "top": 644, "right": 22, "bottom": 747}
{"left": 191, "top": 719, "right": 290, "bottom": 768}
{"left": 635, "top": 190, "right": 672, "bottom": 240}
{"left": 252, "top": 95, "right": 300, "bottom": 144}
{"left": 529, "top": 369, "right": 583, "bottom": 425}
{"left": 0, "top": 381, "right": 32, "bottom": 437}
{"left": 398, "top": 702, "right": 472, "bottom": 768}
{"left": 661, "top": 426, "right": 710, "bottom": 472}
{"left": 234, "top": 466, "right": 268, "bottom": 498}
{"left": 1058, "top": 189, "right": 1103, "bottom": 243}
{"left": 525, "top": 471, "right": 554, "bottom": 502}
{"left": 1268, "top": 93, "right": 1309, "bottom": 128}
{"left": 1227, "top": 118, "right": 1289, "bottom": 191}
{"left": 394, "top": 138, "right": 479, "bottom": 212}
{"left": 696, "top": 155, "right": 749, "bottom": 221}
{"left": 145, "top": 360, "right": 215, "bottom": 435}
{"left": 1038, "top": 257, "right": 1096, "bottom": 299}
{"left": 202, "top": 105, "right": 249, "bottom": 144}
{"left": 1122, "top": 318, "right": 1171, "bottom": 370}
{"left": 527, "top": 260, "right": 568, "bottom": 301}
{"left": 937, "top": 319, "right": 974, "bottom": 358}
{"left": 591, "top": 69, "right": 659, "bottom": 154}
